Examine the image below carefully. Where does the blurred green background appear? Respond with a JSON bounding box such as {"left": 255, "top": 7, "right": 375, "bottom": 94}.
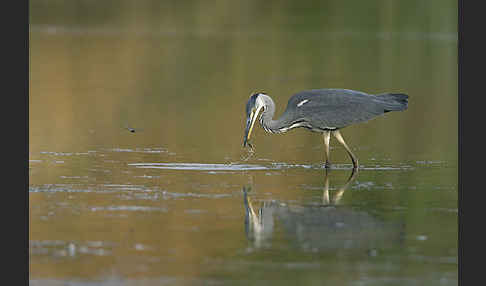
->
{"left": 29, "top": 0, "right": 457, "bottom": 165}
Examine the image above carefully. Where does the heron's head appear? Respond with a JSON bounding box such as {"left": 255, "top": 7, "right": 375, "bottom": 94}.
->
{"left": 243, "top": 92, "right": 267, "bottom": 147}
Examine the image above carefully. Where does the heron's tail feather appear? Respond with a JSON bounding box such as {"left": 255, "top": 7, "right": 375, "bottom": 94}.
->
{"left": 377, "top": 93, "right": 408, "bottom": 112}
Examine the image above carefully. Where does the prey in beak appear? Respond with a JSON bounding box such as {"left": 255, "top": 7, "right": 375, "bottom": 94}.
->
{"left": 243, "top": 93, "right": 264, "bottom": 148}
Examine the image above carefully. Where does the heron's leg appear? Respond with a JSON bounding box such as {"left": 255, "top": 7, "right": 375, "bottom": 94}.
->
{"left": 322, "top": 131, "right": 331, "bottom": 168}
{"left": 331, "top": 130, "right": 359, "bottom": 168}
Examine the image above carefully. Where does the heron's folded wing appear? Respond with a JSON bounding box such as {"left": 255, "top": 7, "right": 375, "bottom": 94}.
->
{"left": 291, "top": 93, "right": 387, "bottom": 129}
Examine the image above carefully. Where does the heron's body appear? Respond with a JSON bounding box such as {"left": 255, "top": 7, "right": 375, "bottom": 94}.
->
{"left": 243, "top": 88, "right": 408, "bottom": 168}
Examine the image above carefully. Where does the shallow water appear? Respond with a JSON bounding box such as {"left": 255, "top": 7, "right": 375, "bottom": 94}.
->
{"left": 29, "top": 147, "right": 457, "bottom": 285}
{"left": 30, "top": 1, "right": 457, "bottom": 285}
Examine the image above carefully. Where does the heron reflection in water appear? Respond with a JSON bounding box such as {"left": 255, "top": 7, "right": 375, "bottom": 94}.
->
{"left": 243, "top": 169, "right": 403, "bottom": 252}
{"left": 243, "top": 89, "right": 408, "bottom": 168}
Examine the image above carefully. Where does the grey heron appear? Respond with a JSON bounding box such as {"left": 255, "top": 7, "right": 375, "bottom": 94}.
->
{"left": 243, "top": 89, "right": 408, "bottom": 168}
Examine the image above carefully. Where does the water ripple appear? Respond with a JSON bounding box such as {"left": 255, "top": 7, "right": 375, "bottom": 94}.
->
{"left": 128, "top": 162, "right": 414, "bottom": 171}
{"left": 128, "top": 163, "right": 271, "bottom": 171}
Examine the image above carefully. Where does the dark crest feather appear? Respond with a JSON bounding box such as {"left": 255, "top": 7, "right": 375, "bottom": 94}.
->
{"left": 245, "top": 93, "right": 263, "bottom": 115}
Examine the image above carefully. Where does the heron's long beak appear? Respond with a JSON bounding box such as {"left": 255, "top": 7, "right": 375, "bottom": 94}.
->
{"left": 243, "top": 110, "right": 255, "bottom": 147}
{"left": 243, "top": 107, "right": 261, "bottom": 147}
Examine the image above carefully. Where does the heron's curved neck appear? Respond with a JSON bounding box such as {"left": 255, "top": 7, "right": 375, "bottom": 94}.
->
{"left": 259, "top": 95, "right": 285, "bottom": 133}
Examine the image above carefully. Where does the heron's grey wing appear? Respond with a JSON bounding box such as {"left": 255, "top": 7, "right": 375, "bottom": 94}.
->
{"left": 287, "top": 90, "right": 388, "bottom": 129}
